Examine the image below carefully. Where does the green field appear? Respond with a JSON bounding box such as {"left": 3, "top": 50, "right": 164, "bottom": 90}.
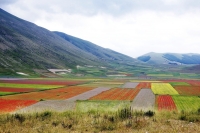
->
{"left": 147, "top": 74, "right": 173, "bottom": 77}
{"left": 170, "top": 82, "right": 191, "bottom": 86}
{"left": 0, "top": 92, "right": 16, "bottom": 96}
{"left": 76, "top": 100, "right": 131, "bottom": 112}
{"left": 151, "top": 83, "right": 179, "bottom": 95}
{"left": 0, "top": 83, "right": 64, "bottom": 89}
{"left": 172, "top": 96, "right": 200, "bottom": 112}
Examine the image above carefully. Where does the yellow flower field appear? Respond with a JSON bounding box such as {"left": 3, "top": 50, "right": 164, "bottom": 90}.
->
{"left": 151, "top": 83, "right": 179, "bottom": 95}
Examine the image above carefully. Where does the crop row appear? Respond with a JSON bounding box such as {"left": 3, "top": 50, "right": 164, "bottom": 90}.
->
{"left": 157, "top": 95, "right": 177, "bottom": 111}
{"left": 174, "top": 86, "right": 200, "bottom": 96}
{"left": 89, "top": 82, "right": 148, "bottom": 100}
{"left": 89, "top": 88, "right": 139, "bottom": 100}
{"left": 172, "top": 96, "right": 200, "bottom": 112}
{"left": 0, "top": 83, "right": 63, "bottom": 89}
{"left": 2, "top": 86, "right": 94, "bottom": 100}
{"left": 0, "top": 87, "right": 37, "bottom": 93}
{"left": 0, "top": 79, "right": 85, "bottom": 86}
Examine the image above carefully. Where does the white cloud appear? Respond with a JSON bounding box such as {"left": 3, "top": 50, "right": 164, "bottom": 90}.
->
{"left": 1, "top": 0, "right": 200, "bottom": 57}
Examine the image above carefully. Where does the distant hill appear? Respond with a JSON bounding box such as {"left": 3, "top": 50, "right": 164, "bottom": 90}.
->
{"left": 183, "top": 65, "right": 200, "bottom": 73}
{"left": 137, "top": 52, "right": 200, "bottom": 65}
{"left": 0, "top": 8, "right": 136, "bottom": 75}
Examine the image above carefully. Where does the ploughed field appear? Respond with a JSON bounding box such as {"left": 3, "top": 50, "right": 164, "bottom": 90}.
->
{"left": 0, "top": 78, "right": 200, "bottom": 113}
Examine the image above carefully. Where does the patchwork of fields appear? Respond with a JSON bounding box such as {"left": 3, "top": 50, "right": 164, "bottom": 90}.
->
{"left": 0, "top": 78, "right": 200, "bottom": 113}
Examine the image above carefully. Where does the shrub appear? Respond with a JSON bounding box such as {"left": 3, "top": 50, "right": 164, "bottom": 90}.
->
{"left": 144, "top": 110, "right": 155, "bottom": 117}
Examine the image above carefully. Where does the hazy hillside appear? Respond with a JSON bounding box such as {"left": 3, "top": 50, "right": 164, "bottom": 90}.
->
{"left": 0, "top": 8, "right": 136, "bottom": 75}
{"left": 53, "top": 31, "right": 135, "bottom": 62}
{"left": 137, "top": 52, "right": 200, "bottom": 65}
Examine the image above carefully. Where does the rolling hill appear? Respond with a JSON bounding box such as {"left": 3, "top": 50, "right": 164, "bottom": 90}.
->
{"left": 0, "top": 8, "right": 136, "bottom": 75}
{"left": 137, "top": 52, "right": 200, "bottom": 65}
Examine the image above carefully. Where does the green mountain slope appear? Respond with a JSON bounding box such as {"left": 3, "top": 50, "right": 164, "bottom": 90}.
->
{"left": 53, "top": 31, "right": 135, "bottom": 62}
{"left": 137, "top": 52, "right": 200, "bottom": 65}
{"left": 0, "top": 8, "right": 136, "bottom": 75}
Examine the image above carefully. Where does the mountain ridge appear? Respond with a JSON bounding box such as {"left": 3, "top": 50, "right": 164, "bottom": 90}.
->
{"left": 137, "top": 52, "right": 200, "bottom": 65}
{"left": 0, "top": 8, "right": 136, "bottom": 75}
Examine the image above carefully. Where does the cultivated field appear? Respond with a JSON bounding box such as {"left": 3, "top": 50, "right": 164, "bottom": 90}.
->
{"left": 0, "top": 79, "right": 199, "bottom": 113}
{"left": 151, "top": 83, "right": 179, "bottom": 95}
{"left": 156, "top": 95, "right": 177, "bottom": 111}
{"left": 0, "top": 78, "right": 200, "bottom": 132}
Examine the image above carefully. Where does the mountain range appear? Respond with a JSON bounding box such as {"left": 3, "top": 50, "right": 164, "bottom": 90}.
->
{"left": 137, "top": 52, "right": 200, "bottom": 65}
{"left": 0, "top": 8, "right": 137, "bottom": 75}
{"left": 0, "top": 8, "right": 200, "bottom": 76}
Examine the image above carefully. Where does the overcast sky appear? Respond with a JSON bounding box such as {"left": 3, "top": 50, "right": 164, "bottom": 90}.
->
{"left": 1, "top": 0, "right": 200, "bottom": 58}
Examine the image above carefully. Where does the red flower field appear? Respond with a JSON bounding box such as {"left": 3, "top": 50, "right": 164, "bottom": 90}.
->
{"left": 0, "top": 79, "right": 85, "bottom": 86}
{"left": 90, "top": 82, "right": 151, "bottom": 100}
{"left": 0, "top": 87, "right": 37, "bottom": 92}
{"left": 0, "top": 99, "right": 37, "bottom": 113}
{"left": 2, "top": 86, "right": 94, "bottom": 100}
{"left": 157, "top": 95, "right": 177, "bottom": 111}
{"left": 174, "top": 86, "right": 200, "bottom": 96}
{"left": 137, "top": 82, "right": 151, "bottom": 88}
{"left": 186, "top": 80, "right": 200, "bottom": 86}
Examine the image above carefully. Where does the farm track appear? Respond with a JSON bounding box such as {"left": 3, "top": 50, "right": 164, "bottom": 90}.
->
{"left": 65, "top": 87, "right": 111, "bottom": 101}
{"left": 122, "top": 82, "right": 139, "bottom": 88}
{"left": 131, "top": 89, "right": 155, "bottom": 111}
{"left": 16, "top": 100, "right": 76, "bottom": 113}
{"left": 16, "top": 87, "right": 111, "bottom": 113}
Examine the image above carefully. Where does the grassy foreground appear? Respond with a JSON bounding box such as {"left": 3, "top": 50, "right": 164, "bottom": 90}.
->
{"left": 0, "top": 109, "right": 200, "bottom": 133}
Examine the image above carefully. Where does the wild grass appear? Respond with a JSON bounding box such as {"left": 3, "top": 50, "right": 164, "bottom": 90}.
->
{"left": 0, "top": 108, "right": 200, "bottom": 132}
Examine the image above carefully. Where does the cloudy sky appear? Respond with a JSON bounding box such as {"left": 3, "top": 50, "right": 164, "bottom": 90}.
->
{"left": 1, "top": 0, "right": 200, "bottom": 58}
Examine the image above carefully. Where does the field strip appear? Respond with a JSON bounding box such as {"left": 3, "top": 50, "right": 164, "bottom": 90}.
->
{"left": 0, "top": 79, "right": 84, "bottom": 86}
{"left": 0, "top": 99, "right": 37, "bottom": 113}
{"left": 174, "top": 86, "right": 200, "bottom": 96}
{"left": 0, "top": 87, "right": 37, "bottom": 92}
{"left": 0, "top": 83, "right": 63, "bottom": 89}
{"left": 172, "top": 96, "right": 200, "bottom": 112}
{"left": 131, "top": 89, "right": 155, "bottom": 111}
{"left": 157, "top": 95, "right": 177, "bottom": 111}
{"left": 130, "top": 80, "right": 161, "bottom": 82}
{"left": 122, "top": 82, "right": 139, "bottom": 88}
{"left": 65, "top": 87, "right": 111, "bottom": 101}
{"left": 92, "top": 82, "right": 123, "bottom": 85}
{"left": 16, "top": 100, "right": 75, "bottom": 113}
{"left": 1, "top": 86, "right": 94, "bottom": 100}
{"left": 151, "top": 83, "right": 179, "bottom": 95}
{"left": 16, "top": 87, "right": 111, "bottom": 113}
{"left": 76, "top": 101, "right": 131, "bottom": 112}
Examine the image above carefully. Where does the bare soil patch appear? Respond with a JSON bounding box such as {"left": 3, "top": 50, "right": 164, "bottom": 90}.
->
{"left": 122, "top": 82, "right": 139, "bottom": 88}
{"left": 131, "top": 89, "right": 155, "bottom": 111}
